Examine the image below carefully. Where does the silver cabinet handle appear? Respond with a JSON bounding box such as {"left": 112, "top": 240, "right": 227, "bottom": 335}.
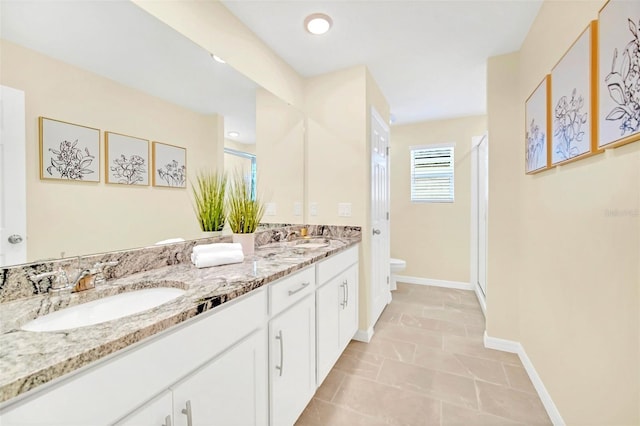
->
{"left": 275, "top": 330, "right": 284, "bottom": 376}
{"left": 288, "top": 281, "right": 310, "bottom": 296}
{"left": 181, "top": 400, "right": 193, "bottom": 426}
{"left": 162, "top": 415, "right": 172, "bottom": 426}
{"left": 340, "top": 281, "right": 347, "bottom": 308}
{"left": 344, "top": 280, "right": 349, "bottom": 307}
{"left": 8, "top": 234, "right": 23, "bottom": 244}
{"left": 372, "top": 228, "right": 381, "bottom": 235}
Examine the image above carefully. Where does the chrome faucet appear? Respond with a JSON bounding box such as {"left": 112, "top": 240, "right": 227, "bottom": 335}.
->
{"left": 28, "top": 260, "right": 119, "bottom": 293}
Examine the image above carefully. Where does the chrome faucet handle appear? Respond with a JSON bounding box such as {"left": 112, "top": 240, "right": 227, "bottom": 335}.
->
{"left": 29, "top": 268, "right": 70, "bottom": 293}
{"left": 92, "top": 260, "right": 119, "bottom": 286}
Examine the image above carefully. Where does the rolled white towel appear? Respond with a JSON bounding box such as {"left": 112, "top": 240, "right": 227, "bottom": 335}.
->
{"left": 155, "top": 238, "right": 185, "bottom": 245}
{"left": 192, "top": 243, "right": 243, "bottom": 256}
{"left": 191, "top": 247, "right": 243, "bottom": 264}
{"left": 193, "top": 251, "right": 244, "bottom": 268}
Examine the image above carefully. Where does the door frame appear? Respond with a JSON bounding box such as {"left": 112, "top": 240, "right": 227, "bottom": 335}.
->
{"left": 470, "top": 133, "right": 488, "bottom": 315}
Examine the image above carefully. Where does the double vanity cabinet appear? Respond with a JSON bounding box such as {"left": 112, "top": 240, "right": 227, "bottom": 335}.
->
{"left": 0, "top": 244, "right": 359, "bottom": 426}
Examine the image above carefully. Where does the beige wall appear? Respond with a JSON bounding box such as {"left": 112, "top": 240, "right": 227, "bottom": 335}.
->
{"left": 390, "top": 115, "right": 487, "bottom": 283}
{"left": 225, "top": 139, "right": 255, "bottom": 155}
{"left": 1, "top": 40, "right": 222, "bottom": 261}
{"left": 488, "top": 1, "right": 640, "bottom": 423}
{"left": 256, "top": 88, "right": 305, "bottom": 224}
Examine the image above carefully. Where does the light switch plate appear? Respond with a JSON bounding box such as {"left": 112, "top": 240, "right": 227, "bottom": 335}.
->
{"left": 293, "top": 202, "right": 302, "bottom": 216}
{"left": 310, "top": 202, "right": 318, "bottom": 217}
{"left": 265, "top": 202, "right": 277, "bottom": 216}
{"left": 338, "top": 203, "right": 352, "bottom": 217}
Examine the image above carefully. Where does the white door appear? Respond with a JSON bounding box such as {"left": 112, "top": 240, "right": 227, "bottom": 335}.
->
{"left": 370, "top": 107, "right": 391, "bottom": 328}
{"left": 477, "top": 135, "right": 488, "bottom": 297}
{"left": 0, "top": 85, "right": 27, "bottom": 266}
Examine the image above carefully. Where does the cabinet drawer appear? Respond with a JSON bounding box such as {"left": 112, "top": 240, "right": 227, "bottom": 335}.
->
{"left": 269, "top": 266, "right": 315, "bottom": 316}
{"left": 317, "top": 245, "right": 358, "bottom": 284}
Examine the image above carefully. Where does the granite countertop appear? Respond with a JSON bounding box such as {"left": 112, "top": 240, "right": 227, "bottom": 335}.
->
{"left": 0, "top": 237, "right": 360, "bottom": 404}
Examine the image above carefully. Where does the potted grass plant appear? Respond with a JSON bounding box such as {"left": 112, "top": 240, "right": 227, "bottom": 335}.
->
{"left": 191, "top": 170, "right": 227, "bottom": 236}
{"left": 227, "top": 171, "right": 264, "bottom": 255}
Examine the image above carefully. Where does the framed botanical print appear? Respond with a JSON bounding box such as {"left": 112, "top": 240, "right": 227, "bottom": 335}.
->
{"left": 152, "top": 142, "right": 187, "bottom": 188}
{"left": 550, "top": 21, "right": 600, "bottom": 166}
{"left": 105, "top": 132, "right": 149, "bottom": 185}
{"left": 525, "top": 75, "right": 551, "bottom": 174}
{"left": 39, "top": 117, "right": 100, "bottom": 182}
{"left": 598, "top": 0, "right": 640, "bottom": 148}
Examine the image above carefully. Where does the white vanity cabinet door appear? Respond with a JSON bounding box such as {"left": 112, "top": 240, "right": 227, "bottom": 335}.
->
{"left": 115, "top": 391, "right": 173, "bottom": 426}
{"left": 316, "top": 277, "right": 341, "bottom": 384}
{"left": 269, "top": 294, "right": 316, "bottom": 426}
{"left": 338, "top": 264, "right": 358, "bottom": 350}
{"left": 171, "top": 329, "right": 268, "bottom": 426}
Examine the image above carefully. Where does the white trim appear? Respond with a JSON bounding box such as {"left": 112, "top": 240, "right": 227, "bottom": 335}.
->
{"left": 484, "top": 332, "right": 566, "bottom": 426}
{"left": 353, "top": 327, "right": 374, "bottom": 343}
{"left": 393, "top": 275, "right": 472, "bottom": 291}
{"left": 474, "top": 282, "right": 487, "bottom": 316}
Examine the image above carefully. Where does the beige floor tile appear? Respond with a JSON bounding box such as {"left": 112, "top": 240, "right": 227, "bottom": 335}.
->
{"left": 441, "top": 402, "right": 523, "bottom": 425}
{"left": 332, "top": 351, "right": 381, "bottom": 380}
{"left": 454, "top": 354, "right": 509, "bottom": 386}
{"left": 465, "top": 323, "right": 486, "bottom": 338}
{"left": 374, "top": 321, "right": 443, "bottom": 349}
{"left": 295, "top": 398, "right": 388, "bottom": 426}
{"left": 348, "top": 336, "right": 416, "bottom": 363}
{"left": 400, "top": 313, "right": 468, "bottom": 337}
{"left": 503, "top": 364, "right": 537, "bottom": 394}
{"left": 315, "top": 369, "right": 346, "bottom": 402}
{"left": 476, "top": 380, "right": 551, "bottom": 425}
{"left": 378, "top": 358, "right": 479, "bottom": 410}
{"left": 391, "top": 289, "right": 447, "bottom": 308}
{"left": 412, "top": 344, "right": 470, "bottom": 377}
{"left": 443, "top": 334, "right": 521, "bottom": 365}
{"left": 395, "top": 282, "right": 414, "bottom": 294}
{"left": 342, "top": 346, "right": 386, "bottom": 366}
{"left": 332, "top": 374, "right": 441, "bottom": 425}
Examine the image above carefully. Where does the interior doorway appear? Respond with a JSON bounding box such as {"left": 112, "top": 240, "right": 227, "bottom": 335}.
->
{"left": 470, "top": 133, "right": 488, "bottom": 314}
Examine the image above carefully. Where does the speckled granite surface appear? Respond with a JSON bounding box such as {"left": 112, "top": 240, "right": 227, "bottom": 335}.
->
{"left": 0, "top": 226, "right": 360, "bottom": 403}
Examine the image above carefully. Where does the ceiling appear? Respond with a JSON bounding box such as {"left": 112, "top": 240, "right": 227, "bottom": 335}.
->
{"left": 0, "top": 0, "right": 258, "bottom": 144}
{"left": 222, "top": 0, "right": 543, "bottom": 124}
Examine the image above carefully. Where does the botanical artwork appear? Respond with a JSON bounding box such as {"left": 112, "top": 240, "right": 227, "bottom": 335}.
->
{"left": 598, "top": 0, "right": 640, "bottom": 148}
{"left": 525, "top": 76, "right": 549, "bottom": 174}
{"left": 152, "top": 142, "right": 187, "bottom": 188}
{"left": 39, "top": 117, "right": 100, "bottom": 182}
{"left": 105, "top": 132, "right": 149, "bottom": 185}
{"left": 551, "top": 23, "right": 595, "bottom": 165}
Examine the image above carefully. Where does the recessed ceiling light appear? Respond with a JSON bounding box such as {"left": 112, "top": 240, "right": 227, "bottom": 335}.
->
{"left": 304, "top": 13, "right": 332, "bottom": 35}
{"left": 228, "top": 131, "right": 240, "bottom": 138}
{"left": 212, "top": 54, "right": 226, "bottom": 64}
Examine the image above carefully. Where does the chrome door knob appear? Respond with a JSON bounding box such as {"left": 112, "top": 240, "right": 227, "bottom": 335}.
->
{"left": 8, "top": 234, "right": 23, "bottom": 244}
{"left": 372, "top": 229, "right": 381, "bottom": 235}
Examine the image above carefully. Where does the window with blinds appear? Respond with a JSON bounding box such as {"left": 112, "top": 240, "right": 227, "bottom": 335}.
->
{"left": 410, "top": 144, "right": 455, "bottom": 203}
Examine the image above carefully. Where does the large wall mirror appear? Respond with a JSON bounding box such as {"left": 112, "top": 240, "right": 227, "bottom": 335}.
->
{"left": 0, "top": 0, "right": 304, "bottom": 267}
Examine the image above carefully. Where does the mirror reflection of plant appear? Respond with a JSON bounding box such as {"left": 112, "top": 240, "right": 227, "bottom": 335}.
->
{"left": 554, "top": 88, "right": 587, "bottom": 160}
{"left": 111, "top": 154, "right": 146, "bottom": 184}
{"left": 191, "top": 170, "right": 227, "bottom": 232}
{"left": 605, "top": 18, "right": 640, "bottom": 135}
{"left": 157, "top": 160, "right": 186, "bottom": 187}
{"left": 227, "top": 171, "right": 264, "bottom": 234}
{"left": 526, "top": 119, "right": 545, "bottom": 170}
{"left": 47, "top": 139, "right": 95, "bottom": 180}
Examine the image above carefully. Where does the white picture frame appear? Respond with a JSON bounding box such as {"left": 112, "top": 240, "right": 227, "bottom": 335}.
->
{"left": 551, "top": 22, "right": 599, "bottom": 166}
{"left": 152, "top": 141, "right": 187, "bottom": 188}
{"left": 598, "top": 0, "right": 640, "bottom": 149}
{"left": 525, "top": 75, "right": 550, "bottom": 174}
{"left": 39, "top": 117, "right": 100, "bottom": 182}
{"left": 105, "top": 132, "right": 149, "bottom": 185}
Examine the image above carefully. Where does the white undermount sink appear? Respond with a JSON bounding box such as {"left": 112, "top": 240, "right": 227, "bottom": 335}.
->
{"left": 21, "top": 287, "right": 186, "bottom": 332}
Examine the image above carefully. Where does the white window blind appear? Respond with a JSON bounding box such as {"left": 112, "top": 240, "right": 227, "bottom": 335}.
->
{"left": 410, "top": 144, "right": 455, "bottom": 203}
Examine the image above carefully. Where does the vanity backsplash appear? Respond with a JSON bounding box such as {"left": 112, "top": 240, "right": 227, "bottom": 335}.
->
{"left": 0, "top": 225, "right": 361, "bottom": 303}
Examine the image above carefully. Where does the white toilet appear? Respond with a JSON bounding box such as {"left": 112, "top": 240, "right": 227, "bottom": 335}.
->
{"left": 389, "top": 258, "right": 406, "bottom": 291}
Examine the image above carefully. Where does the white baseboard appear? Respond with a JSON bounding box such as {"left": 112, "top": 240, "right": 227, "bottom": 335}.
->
{"left": 353, "top": 327, "right": 374, "bottom": 343}
{"left": 474, "top": 282, "right": 487, "bottom": 317}
{"left": 484, "top": 332, "right": 565, "bottom": 426}
{"left": 393, "top": 275, "right": 473, "bottom": 291}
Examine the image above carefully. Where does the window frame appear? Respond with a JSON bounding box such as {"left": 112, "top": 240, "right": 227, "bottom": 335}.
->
{"left": 409, "top": 143, "right": 455, "bottom": 204}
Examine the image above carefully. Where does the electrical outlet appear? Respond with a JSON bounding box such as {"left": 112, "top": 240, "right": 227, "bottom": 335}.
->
{"left": 310, "top": 202, "right": 318, "bottom": 217}
{"left": 338, "top": 203, "right": 352, "bottom": 217}
{"left": 265, "top": 202, "right": 277, "bottom": 216}
{"left": 293, "top": 202, "right": 302, "bottom": 216}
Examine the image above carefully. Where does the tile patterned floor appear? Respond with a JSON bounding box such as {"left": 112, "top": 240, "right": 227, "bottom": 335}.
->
{"left": 296, "top": 283, "right": 551, "bottom": 425}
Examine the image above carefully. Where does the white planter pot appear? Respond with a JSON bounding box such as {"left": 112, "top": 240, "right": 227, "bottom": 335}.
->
{"left": 232, "top": 233, "right": 255, "bottom": 255}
